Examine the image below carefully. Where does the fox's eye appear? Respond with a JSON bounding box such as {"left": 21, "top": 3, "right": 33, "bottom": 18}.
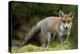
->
{"left": 62, "top": 21, "right": 66, "bottom": 23}
{"left": 67, "top": 21, "right": 70, "bottom": 23}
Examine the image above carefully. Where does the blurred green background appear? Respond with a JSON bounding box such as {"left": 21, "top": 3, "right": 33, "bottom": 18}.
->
{"left": 9, "top": 1, "right": 78, "bottom": 53}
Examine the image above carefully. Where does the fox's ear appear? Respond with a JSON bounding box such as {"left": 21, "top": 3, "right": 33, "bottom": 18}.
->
{"left": 69, "top": 12, "right": 73, "bottom": 18}
{"left": 59, "top": 10, "right": 64, "bottom": 17}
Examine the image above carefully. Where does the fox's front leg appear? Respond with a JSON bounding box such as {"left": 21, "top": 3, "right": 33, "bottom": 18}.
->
{"left": 58, "top": 32, "right": 64, "bottom": 45}
{"left": 65, "top": 32, "right": 70, "bottom": 42}
{"left": 58, "top": 36, "right": 63, "bottom": 45}
{"left": 50, "top": 33, "right": 56, "bottom": 42}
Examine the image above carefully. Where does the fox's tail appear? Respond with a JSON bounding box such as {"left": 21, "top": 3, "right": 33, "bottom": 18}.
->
{"left": 20, "top": 25, "right": 40, "bottom": 46}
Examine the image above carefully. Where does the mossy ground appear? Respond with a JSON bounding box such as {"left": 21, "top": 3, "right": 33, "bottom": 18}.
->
{"left": 11, "top": 40, "right": 73, "bottom": 53}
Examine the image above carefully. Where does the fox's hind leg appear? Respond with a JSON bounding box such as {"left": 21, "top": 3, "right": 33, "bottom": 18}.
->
{"left": 40, "top": 25, "right": 51, "bottom": 48}
{"left": 39, "top": 33, "right": 49, "bottom": 48}
{"left": 40, "top": 32, "right": 51, "bottom": 48}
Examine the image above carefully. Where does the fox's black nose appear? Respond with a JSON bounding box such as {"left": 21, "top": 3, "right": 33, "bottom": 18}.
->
{"left": 65, "top": 27, "right": 68, "bottom": 29}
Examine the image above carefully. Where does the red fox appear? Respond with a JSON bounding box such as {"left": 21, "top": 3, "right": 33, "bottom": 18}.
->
{"left": 21, "top": 10, "right": 73, "bottom": 48}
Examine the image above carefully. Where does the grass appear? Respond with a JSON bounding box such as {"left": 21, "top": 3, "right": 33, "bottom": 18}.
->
{"left": 11, "top": 40, "right": 73, "bottom": 53}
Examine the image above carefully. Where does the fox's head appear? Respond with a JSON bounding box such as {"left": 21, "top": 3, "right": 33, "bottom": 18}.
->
{"left": 59, "top": 10, "right": 73, "bottom": 32}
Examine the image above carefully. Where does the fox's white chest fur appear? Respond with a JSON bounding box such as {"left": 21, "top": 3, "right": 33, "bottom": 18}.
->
{"left": 59, "top": 24, "right": 65, "bottom": 37}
